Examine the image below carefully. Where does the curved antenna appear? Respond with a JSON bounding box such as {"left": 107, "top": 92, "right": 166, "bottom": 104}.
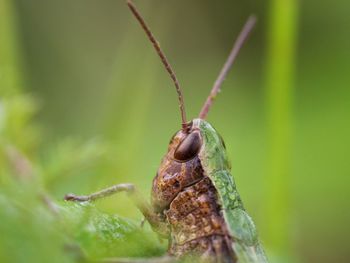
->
{"left": 198, "top": 15, "right": 257, "bottom": 119}
{"left": 127, "top": 0, "right": 188, "bottom": 131}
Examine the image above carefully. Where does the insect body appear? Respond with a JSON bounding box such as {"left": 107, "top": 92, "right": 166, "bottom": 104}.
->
{"left": 65, "top": 1, "right": 268, "bottom": 262}
{"left": 152, "top": 119, "right": 267, "bottom": 263}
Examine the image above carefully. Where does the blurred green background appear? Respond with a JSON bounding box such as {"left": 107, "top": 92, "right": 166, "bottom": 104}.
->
{"left": 1, "top": 0, "right": 349, "bottom": 262}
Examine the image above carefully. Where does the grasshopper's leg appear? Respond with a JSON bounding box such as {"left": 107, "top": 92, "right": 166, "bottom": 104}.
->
{"left": 64, "top": 183, "right": 136, "bottom": 202}
{"left": 64, "top": 183, "right": 168, "bottom": 237}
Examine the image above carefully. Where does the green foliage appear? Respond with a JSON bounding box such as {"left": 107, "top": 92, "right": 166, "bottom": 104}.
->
{"left": 61, "top": 202, "right": 164, "bottom": 259}
{"left": 0, "top": 3, "right": 162, "bottom": 258}
{"left": 264, "top": 0, "right": 298, "bottom": 261}
{"left": 0, "top": 94, "right": 163, "bottom": 262}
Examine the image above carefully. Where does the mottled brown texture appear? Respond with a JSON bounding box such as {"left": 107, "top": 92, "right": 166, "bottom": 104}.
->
{"left": 152, "top": 156, "right": 204, "bottom": 212}
{"left": 151, "top": 129, "right": 236, "bottom": 262}
{"left": 166, "top": 178, "right": 226, "bottom": 242}
{"left": 152, "top": 130, "right": 203, "bottom": 212}
{"left": 170, "top": 235, "right": 236, "bottom": 263}
{"left": 166, "top": 178, "right": 236, "bottom": 262}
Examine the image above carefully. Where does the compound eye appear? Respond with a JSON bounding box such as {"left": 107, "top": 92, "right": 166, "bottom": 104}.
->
{"left": 174, "top": 132, "right": 201, "bottom": 161}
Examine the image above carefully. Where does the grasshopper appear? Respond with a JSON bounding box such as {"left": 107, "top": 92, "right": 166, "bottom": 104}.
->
{"left": 65, "top": 1, "right": 268, "bottom": 262}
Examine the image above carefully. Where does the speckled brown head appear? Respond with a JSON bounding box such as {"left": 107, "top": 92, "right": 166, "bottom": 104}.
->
{"left": 151, "top": 121, "right": 204, "bottom": 212}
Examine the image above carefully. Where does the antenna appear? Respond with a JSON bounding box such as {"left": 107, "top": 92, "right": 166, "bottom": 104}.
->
{"left": 127, "top": 0, "right": 188, "bottom": 131}
{"left": 198, "top": 15, "right": 257, "bottom": 119}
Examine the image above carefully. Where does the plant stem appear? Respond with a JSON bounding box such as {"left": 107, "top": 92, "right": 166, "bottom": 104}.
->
{"left": 264, "top": 0, "right": 298, "bottom": 259}
{"left": 0, "top": 0, "right": 23, "bottom": 95}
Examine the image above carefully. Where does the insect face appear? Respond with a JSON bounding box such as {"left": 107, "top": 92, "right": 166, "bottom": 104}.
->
{"left": 151, "top": 120, "right": 206, "bottom": 212}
